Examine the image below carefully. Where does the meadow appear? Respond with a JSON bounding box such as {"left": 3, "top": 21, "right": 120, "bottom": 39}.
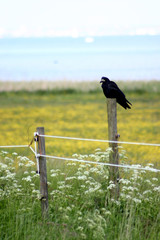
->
{"left": 0, "top": 80, "right": 160, "bottom": 165}
{"left": 0, "top": 80, "right": 160, "bottom": 239}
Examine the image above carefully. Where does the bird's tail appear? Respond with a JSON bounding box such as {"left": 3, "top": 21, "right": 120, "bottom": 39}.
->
{"left": 126, "top": 99, "right": 132, "bottom": 106}
{"left": 117, "top": 98, "right": 132, "bottom": 109}
{"left": 125, "top": 102, "right": 131, "bottom": 109}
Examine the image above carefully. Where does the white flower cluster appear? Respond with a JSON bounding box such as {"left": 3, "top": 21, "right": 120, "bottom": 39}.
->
{"left": 0, "top": 151, "right": 40, "bottom": 201}
{"left": 0, "top": 148, "right": 159, "bottom": 240}
{"left": 48, "top": 148, "right": 160, "bottom": 239}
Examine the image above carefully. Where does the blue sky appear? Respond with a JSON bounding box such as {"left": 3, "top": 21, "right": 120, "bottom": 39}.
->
{"left": 0, "top": 0, "right": 160, "bottom": 37}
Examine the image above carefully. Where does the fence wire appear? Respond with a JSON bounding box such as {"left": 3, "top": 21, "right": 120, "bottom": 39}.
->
{"left": 38, "top": 153, "right": 160, "bottom": 173}
{"left": 0, "top": 133, "right": 160, "bottom": 173}
{"left": 38, "top": 134, "right": 160, "bottom": 147}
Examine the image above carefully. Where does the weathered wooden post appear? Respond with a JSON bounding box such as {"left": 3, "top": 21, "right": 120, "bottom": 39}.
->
{"left": 107, "top": 99, "right": 120, "bottom": 198}
{"left": 37, "top": 127, "right": 49, "bottom": 219}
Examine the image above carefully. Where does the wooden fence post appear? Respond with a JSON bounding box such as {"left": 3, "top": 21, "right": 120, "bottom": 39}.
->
{"left": 37, "top": 127, "right": 49, "bottom": 219}
{"left": 107, "top": 99, "right": 120, "bottom": 198}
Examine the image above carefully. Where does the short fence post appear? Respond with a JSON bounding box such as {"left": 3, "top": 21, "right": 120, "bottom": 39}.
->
{"left": 107, "top": 99, "right": 120, "bottom": 198}
{"left": 37, "top": 127, "right": 49, "bottom": 219}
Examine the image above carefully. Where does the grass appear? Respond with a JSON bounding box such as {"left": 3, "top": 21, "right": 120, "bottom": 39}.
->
{"left": 0, "top": 80, "right": 160, "bottom": 239}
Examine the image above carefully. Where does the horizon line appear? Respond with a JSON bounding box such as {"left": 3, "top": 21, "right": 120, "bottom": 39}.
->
{"left": 0, "top": 33, "right": 160, "bottom": 39}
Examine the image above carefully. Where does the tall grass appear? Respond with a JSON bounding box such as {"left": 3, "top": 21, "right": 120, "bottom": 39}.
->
{"left": 0, "top": 149, "right": 159, "bottom": 240}
{"left": 1, "top": 80, "right": 160, "bottom": 93}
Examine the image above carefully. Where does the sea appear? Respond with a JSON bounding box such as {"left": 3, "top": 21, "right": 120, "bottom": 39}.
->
{"left": 0, "top": 35, "right": 160, "bottom": 82}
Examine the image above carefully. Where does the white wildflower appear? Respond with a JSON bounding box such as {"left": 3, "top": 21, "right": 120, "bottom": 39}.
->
{"left": 145, "top": 179, "right": 151, "bottom": 184}
{"left": 60, "top": 173, "right": 65, "bottom": 176}
{"left": 95, "top": 148, "right": 101, "bottom": 151}
{"left": 0, "top": 163, "right": 8, "bottom": 170}
{"left": 89, "top": 167, "right": 99, "bottom": 173}
{"left": 57, "top": 181, "right": 65, "bottom": 185}
{"left": 66, "top": 206, "right": 72, "bottom": 212}
{"left": 72, "top": 154, "right": 79, "bottom": 158}
{"left": 103, "top": 210, "right": 111, "bottom": 216}
{"left": 152, "top": 177, "right": 158, "bottom": 181}
{"left": 4, "top": 157, "right": 13, "bottom": 162}
{"left": 32, "top": 189, "right": 40, "bottom": 194}
{"left": 6, "top": 171, "right": 16, "bottom": 179}
{"left": 76, "top": 171, "right": 82, "bottom": 176}
{"left": 18, "top": 162, "right": 24, "bottom": 167}
{"left": 84, "top": 171, "right": 89, "bottom": 176}
{"left": 26, "top": 160, "right": 35, "bottom": 167}
{"left": 22, "top": 176, "right": 32, "bottom": 182}
{"left": 144, "top": 166, "right": 155, "bottom": 171}
{"left": 85, "top": 164, "right": 91, "bottom": 167}
{"left": 153, "top": 186, "right": 160, "bottom": 192}
{"left": 107, "top": 183, "right": 116, "bottom": 190}
{"left": 147, "top": 163, "right": 154, "bottom": 167}
{"left": 68, "top": 162, "right": 77, "bottom": 166}
{"left": 30, "top": 183, "right": 35, "bottom": 187}
{"left": 1, "top": 151, "right": 8, "bottom": 155}
{"left": 19, "top": 156, "right": 28, "bottom": 162}
{"left": 12, "top": 152, "right": 18, "bottom": 156}
{"left": 51, "top": 173, "right": 58, "bottom": 177}
{"left": 65, "top": 184, "right": 72, "bottom": 189}
{"left": 119, "top": 179, "right": 131, "bottom": 185}
{"left": 128, "top": 186, "right": 138, "bottom": 191}
{"left": 143, "top": 190, "right": 152, "bottom": 195}
{"left": 79, "top": 164, "right": 86, "bottom": 169}
{"left": 98, "top": 189, "right": 103, "bottom": 194}
{"left": 58, "top": 185, "right": 65, "bottom": 190}
{"left": 133, "top": 198, "right": 142, "bottom": 204}
{"left": 66, "top": 176, "right": 76, "bottom": 181}
{"left": 111, "top": 199, "right": 120, "bottom": 205}
{"left": 77, "top": 175, "right": 87, "bottom": 180}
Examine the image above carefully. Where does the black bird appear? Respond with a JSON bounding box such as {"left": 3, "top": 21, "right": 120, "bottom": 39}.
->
{"left": 100, "top": 77, "right": 132, "bottom": 109}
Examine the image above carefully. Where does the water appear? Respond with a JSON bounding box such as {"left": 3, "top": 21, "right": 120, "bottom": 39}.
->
{"left": 0, "top": 35, "right": 160, "bottom": 81}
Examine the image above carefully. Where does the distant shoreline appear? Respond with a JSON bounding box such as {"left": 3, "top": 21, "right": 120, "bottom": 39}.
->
{"left": 0, "top": 80, "right": 160, "bottom": 93}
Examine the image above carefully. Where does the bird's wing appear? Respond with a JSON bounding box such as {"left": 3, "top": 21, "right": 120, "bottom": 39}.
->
{"left": 110, "top": 81, "right": 119, "bottom": 88}
{"left": 108, "top": 82, "right": 126, "bottom": 98}
{"left": 110, "top": 81, "right": 125, "bottom": 95}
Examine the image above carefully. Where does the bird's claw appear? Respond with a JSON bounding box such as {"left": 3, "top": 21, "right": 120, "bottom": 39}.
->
{"left": 115, "top": 134, "right": 120, "bottom": 139}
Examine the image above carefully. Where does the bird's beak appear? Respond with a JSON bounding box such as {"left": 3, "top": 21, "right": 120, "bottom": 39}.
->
{"left": 100, "top": 80, "right": 104, "bottom": 83}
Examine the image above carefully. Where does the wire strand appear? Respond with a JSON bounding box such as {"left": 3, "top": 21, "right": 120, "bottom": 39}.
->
{"left": 38, "top": 134, "right": 160, "bottom": 147}
{"left": 29, "top": 146, "right": 36, "bottom": 155}
{"left": 0, "top": 145, "right": 29, "bottom": 148}
{"left": 34, "top": 140, "right": 40, "bottom": 174}
{"left": 39, "top": 154, "right": 160, "bottom": 173}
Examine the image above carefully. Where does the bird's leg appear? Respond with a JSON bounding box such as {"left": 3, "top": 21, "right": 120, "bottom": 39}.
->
{"left": 115, "top": 134, "right": 120, "bottom": 139}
